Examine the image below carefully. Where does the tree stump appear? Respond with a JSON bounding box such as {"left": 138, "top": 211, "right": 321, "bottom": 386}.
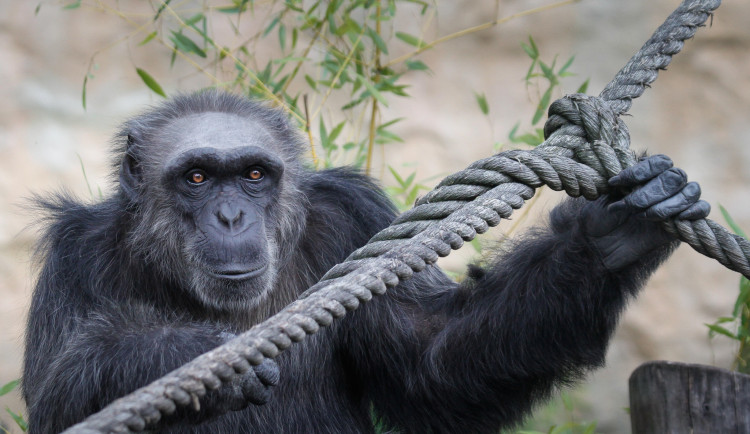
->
{"left": 629, "top": 361, "right": 750, "bottom": 433}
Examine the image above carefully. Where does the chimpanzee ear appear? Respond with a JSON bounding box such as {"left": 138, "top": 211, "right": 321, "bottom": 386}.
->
{"left": 119, "top": 134, "right": 142, "bottom": 202}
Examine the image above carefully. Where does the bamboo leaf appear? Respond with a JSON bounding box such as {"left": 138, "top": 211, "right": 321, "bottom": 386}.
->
{"left": 63, "top": 0, "right": 81, "bottom": 9}
{"left": 521, "top": 35, "right": 539, "bottom": 59}
{"left": 474, "top": 92, "right": 489, "bottom": 115}
{"left": 395, "top": 32, "right": 422, "bottom": 48}
{"left": 170, "top": 32, "right": 207, "bottom": 58}
{"left": 405, "top": 60, "right": 429, "bottom": 71}
{"left": 6, "top": 408, "right": 27, "bottom": 432}
{"left": 576, "top": 78, "right": 590, "bottom": 94}
{"left": 387, "top": 166, "right": 406, "bottom": 187}
{"left": 329, "top": 121, "right": 345, "bottom": 143}
{"left": 81, "top": 74, "right": 88, "bottom": 110}
{"left": 532, "top": 87, "right": 553, "bottom": 125}
{"left": 0, "top": 380, "right": 18, "bottom": 397}
{"left": 734, "top": 277, "right": 750, "bottom": 318}
{"left": 138, "top": 31, "right": 158, "bottom": 46}
{"left": 720, "top": 204, "right": 748, "bottom": 238}
{"left": 706, "top": 323, "right": 739, "bottom": 340}
{"left": 136, "top": 68, "right": 167, "bottom": 97}
{"left": 357, "top": 75, "right": 388, "bottom": 107}
{"left": 304, "top": 74, "right": 318, "bottom": 91}
{"left": 558, "top": 55, "right": 575, "bottom": 75}
{"left": 367, "top": 27, "right": 388, "bottom": 54}
{"left": 279, "top": 23, "right": 287, "bottom": 50}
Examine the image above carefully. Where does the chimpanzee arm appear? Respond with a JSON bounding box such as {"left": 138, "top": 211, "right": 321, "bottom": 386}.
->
{"left": 22, "top": 198, "right": 275, "bottom": 434}
{"left": 342, "top": 156, "right": 708, "bottom": 432}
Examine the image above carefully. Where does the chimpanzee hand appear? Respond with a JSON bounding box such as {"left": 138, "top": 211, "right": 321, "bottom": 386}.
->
{"left": 210, "top": 357, "right": 279, "bottom": 409}
{"left": 178, "top": 333, "right": 279, "bottom": 425}
{"left": 155, "top": 333, "right": 279, "bottom": 428}
{"left": 210, "top": 331, "right": 279, "bottom": 409}
{"left": 580, "top": 154, "right": 710, "bottom": 271}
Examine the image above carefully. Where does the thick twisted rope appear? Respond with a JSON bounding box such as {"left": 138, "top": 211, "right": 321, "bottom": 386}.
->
{"left": 64, "top": 0, "right": 732, "bottom": 432}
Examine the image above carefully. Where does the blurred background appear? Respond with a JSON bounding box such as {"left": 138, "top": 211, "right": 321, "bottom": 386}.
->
{"left": 1, "top": 0, "right": 749, "bottom": 432}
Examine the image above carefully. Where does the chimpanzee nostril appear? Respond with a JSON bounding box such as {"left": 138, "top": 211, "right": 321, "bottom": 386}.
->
{"left": 217, "top": 202, "right": 243, "bottom": 229}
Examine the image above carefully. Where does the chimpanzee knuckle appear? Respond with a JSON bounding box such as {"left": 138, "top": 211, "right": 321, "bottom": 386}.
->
{"left": 254, "top": 360, "right": 280, "bottom": 387}
{"left": 648, "top": 154, "right": 673, "bottom": 172}
{"left": 625, "top": 189, "right": 651, "bottom": 209}
{"left": 659, "top": 168, "right": 687, "bottom": 192}
{"left": 682, "top": 181, "right": 701, "bottom": 200}
{"left": 678, "top": 201, "right": 711, "bottom": 220}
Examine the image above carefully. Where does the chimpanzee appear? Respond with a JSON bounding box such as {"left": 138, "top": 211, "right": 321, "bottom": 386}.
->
{"left": 22, "top": 90, "right": 710, "bottom": 433}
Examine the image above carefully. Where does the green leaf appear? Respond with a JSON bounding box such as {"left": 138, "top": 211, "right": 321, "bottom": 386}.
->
{"left": 184, "top": 13, "right": 205, "bottom": 26}
{"left": 576, "top": 78, "right": 590, "bottom": 94}
{"left": 63, "top": 0, "right": 81, "bottom": 9}
{"left": 357, "top": 74, "right": 388, "bottom": 107}
{"left": 278, "top": 23, "right": 287, "bottom": 50}
{"left": 304, "top": 74, "right": 318, "bottom": 91}
{"left": 508, "top": 122, "right": 520, "bottom": 141}
{"left": 521, "top": 35, "right": 539, "bottom": 59}
{"left": 404, "top": 172, "right": 416, "bottom": 188}
{"left": 367, "top": 27, "right": 388, "bottom": 54}
{"left": 395, "top": 32, "right": 422, "bottom": 48}
{"left": 524, "top": 58, "right": 537, "bottom": 82}
{"left": 0, "top": 380, "right": 18, "bottom": 397}
{"left": 319, "top": 118, "right": 330, "bottom": 149}
{"left": 719, "top": 204, "right": 748, "bottom": 238}
{"left": 734, "top": 277, "right": 750, "bottom": 318}
{"left": 706, "top": 323, "right": 739, "bottom": 340}
{"left": 583, "top": 422, "right": 598, "bottom": 434}
{"left": 558, "top": 55, "right": 575, "bottom": 75}
{"left": 264, "top": 16, "right": 280, "bottom": 37}
{"left": 516, "top": 133, "right": 543, "bottom": 147}
{"left": 138, "top": 31, "right": 158, "bottom": 46}
{"left": 539, "top": 61, "right": 555, "bottom": 82}
{"left": 273, "top": 56, "right": 308, "bottom": 65}
{"left": 405, "top": 60, "right": 429, "bottom": 71}
{"left": 329, "top": 121, "right": 345, "bottom": 143}
{"left": 81, "top": 74, "right": 88, "bottom": 110}
{"left": 135, "top": 68, "right": 167, "bottom": 98}
{"left": 532, "top": 86, "right": 553, "bottom": 125}
{"left": 170, "top": 31, "right": 207, "bottom": 58}
{"left": 388, "top": 166, "right": 406, "bottom": 187}
{"left": 474, "top": 92, "right": 489, "bottom": 115}
{"left": 6, "top": 408, "right": 27, "bottom": 432}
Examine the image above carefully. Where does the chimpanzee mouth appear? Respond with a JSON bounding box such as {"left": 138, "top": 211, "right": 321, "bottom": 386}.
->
{"left": 208, "top": 264, "right": 268, "bottom": 281}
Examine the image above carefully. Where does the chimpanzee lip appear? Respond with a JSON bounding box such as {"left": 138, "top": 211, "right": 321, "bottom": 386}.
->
{"left": 209, "top": 263, "right": 268, "bottom": 281}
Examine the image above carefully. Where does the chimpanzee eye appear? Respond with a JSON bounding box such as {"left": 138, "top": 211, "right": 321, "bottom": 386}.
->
{"left": 244, "top": 167, "right": 265, "bottom": 182}
{"left": 186, "top": 169, "right": 208, "bottom": 185}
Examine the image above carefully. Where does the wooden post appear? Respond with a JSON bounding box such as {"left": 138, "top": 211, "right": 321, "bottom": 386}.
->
{"left": 629, "top": 361, "right": 750, "bottom": 433}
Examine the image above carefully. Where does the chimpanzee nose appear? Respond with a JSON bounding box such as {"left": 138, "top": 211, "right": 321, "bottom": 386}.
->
{"left": 216, "top": 202, "right": 243, "bottom": 230}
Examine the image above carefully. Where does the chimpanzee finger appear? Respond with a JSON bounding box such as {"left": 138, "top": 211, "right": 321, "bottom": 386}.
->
{"left": 677, "top": 200, "right": 711, "bottom": 220}
{"left": 238, "top": 359, "right": 279, "bottom": 405}
{"left": 609, "top": 167, "right": 688, "bottom": 214}
{"left": 636, "top": 182, "right": 701, "bottom": 221}
{"left": 609, "top": 154, "right": 673, "bottom": 188}
{"left": 254, "top": 358, "right": 280, "bottom": 387}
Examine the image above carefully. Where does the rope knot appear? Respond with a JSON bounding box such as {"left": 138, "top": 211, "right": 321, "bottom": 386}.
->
{"left": 541, "top": 94, "right": 635, "bottom": 179}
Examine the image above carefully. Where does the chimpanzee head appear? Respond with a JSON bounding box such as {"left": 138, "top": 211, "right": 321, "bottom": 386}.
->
{"left": 116, "top": 91, "right": 307, "bottom": 312}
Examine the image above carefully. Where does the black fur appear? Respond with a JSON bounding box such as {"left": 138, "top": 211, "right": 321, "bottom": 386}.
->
{"left": 23, "top": 91, "right": 677, "bottom": 433}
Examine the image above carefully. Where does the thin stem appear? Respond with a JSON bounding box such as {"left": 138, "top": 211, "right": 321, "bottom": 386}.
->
{"left": 365, "top": 0, "right": 383, "bottom": 176}
{"left": 383, "top": 0, "right": 581, "bottom": 69}
{"left": 303, "top": 95, "right": 319, "bottom": 167}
